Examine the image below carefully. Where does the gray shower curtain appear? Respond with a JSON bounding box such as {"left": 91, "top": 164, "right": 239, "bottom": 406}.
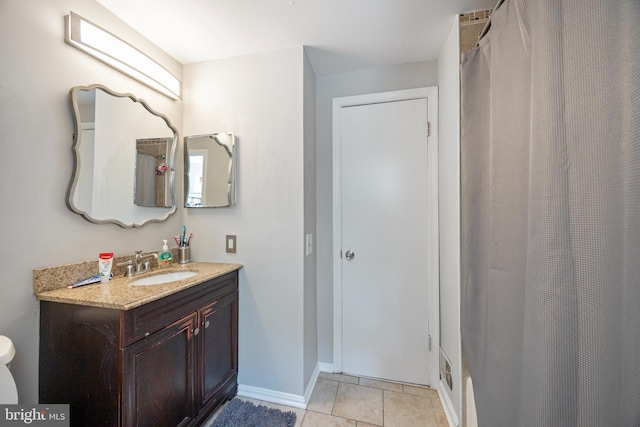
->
{"left": 460, "top": 0, "right": 640, "bottom": 426}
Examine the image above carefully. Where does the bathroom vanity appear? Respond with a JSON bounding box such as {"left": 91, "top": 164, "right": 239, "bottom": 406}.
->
{"left": 36, "top": 262, "right": 240, "bottom": 427}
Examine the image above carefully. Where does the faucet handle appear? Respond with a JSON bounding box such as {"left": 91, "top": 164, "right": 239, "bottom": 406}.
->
{"left": 116, "top": 260, "right": 134, "bottom": 277}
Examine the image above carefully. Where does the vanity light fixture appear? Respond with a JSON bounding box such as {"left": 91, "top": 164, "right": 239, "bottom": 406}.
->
{"left": 65, "top": 12, "right": 181, "bottom": 100}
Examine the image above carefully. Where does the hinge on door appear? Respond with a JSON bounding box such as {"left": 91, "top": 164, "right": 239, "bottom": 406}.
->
{"left": 428, "top": 334, "right": 432, "bottom": 351}
{"left": 426, "top": 121, "right": 431, "bottom": 137}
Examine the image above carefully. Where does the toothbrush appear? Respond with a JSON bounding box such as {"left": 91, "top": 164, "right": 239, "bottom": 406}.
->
{"left": 68, "top": 273, "right": 113, "bottom": 288}
{"left": 187, "top": 233, "right": 193, "bottom": 246}
{"left": 181, "top": 225, "right": 187, "bottom": 247}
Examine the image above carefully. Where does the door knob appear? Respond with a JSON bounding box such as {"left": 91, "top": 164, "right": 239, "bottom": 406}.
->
{"left": 345, "top": 250, "right": 355, "bottom": 260}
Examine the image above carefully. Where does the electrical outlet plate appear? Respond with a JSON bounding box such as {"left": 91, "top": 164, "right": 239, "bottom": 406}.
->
{"left": 226, "top": 235, "right": 236, "bottom": 253}
{"left": 440, "top": 349, "right": 454, "bottom": 391}
{"left": 445, "top": 359, "right": 453, "bottom": 390}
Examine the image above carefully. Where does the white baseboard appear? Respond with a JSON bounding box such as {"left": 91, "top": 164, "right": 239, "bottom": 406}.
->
{"left": 437, "top": 379, "right": 460, "bottom": 427}
{"left": 303, "top": 364, "right": 320, "bottom": 404}
{"left": 237, "top": 363, "right": 321, "bottom": 410}
{"left": 237, "top": 384, "right": 307, "bottom": 409}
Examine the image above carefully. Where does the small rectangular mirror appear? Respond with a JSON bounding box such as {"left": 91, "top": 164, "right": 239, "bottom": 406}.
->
{"left": 184, "top": 132, "right": 236, "bottom": 207}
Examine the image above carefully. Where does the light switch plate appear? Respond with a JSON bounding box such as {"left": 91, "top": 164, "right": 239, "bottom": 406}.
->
{"left": 226, "top": 235, "right": 236, "bottom": 253}
{"left": 305, "top": 233, "right": 313, "bottom": 256}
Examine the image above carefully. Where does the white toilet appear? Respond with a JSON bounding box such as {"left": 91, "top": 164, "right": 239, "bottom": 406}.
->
{"left": 0, "top": 336, "right": 17, "bottom": 403}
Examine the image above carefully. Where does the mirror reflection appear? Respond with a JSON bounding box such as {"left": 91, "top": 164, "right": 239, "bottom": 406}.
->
{"left": 68, "top": 84, "right": 177, "bottom": 227}
{"left": 184, "top": 133, "right": 236, "bottom": 207}
{"left": 135, "top": 138, "right": 171, "bottom": 207}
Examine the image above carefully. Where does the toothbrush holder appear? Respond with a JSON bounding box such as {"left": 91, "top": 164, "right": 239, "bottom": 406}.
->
{"left": 178, "top": 246, "right": 191, "bottom": 264}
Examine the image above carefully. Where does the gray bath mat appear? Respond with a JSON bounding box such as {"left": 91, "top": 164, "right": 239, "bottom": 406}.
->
{"left": 211, "top": 398, "right": 297, "bottom": 427}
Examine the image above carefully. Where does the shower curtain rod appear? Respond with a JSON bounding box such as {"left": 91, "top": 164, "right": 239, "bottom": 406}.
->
{"left": 136, "top": 148, "right": 166, "bottom": 159}
{"left": 472, "top": 0, "right": 506, "bottom": 48}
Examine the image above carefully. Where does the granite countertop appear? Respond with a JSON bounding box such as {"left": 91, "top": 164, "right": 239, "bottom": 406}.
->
{"left": 35, "top": 262, "right": 242, "bottom": 310}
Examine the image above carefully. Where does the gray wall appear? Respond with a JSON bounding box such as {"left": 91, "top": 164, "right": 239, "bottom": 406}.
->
{"left": 182, "top": 47, "right": 316, "bottom": 396}
{"left": 2, "top": 0, "right": 318, "bottom": 404}
{"left": 303, "top": 52, "right": 318, "bottom": 389}
{"left": 438, "top": 16, "right": 463, "bottom": 420}
{"left": 0, "top": 0, "right": 184, "bottom": 403}
{"left": 315, "top": 61, "right": 439, "bottom": 364}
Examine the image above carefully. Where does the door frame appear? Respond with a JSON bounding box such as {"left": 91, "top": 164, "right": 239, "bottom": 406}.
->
{"left": 332, "top": 87, "right": 439, "bottom": 385}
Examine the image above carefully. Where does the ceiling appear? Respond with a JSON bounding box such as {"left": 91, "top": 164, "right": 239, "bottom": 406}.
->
{"left": 97, "top": 0, "right": 496, "bottom": 75}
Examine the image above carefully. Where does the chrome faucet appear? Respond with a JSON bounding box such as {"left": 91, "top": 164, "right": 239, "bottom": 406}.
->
{"left": 117, "top": 250, "right": 158, "bottom": 277}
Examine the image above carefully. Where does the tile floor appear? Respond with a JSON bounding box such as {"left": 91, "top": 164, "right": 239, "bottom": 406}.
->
{"left": 205, "top": 372, "right": 449, "bottom": 427}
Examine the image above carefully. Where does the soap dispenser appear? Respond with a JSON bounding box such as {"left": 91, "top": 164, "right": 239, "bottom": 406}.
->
{"left": 158, "top": 240, "right": 173, "bottom": 268}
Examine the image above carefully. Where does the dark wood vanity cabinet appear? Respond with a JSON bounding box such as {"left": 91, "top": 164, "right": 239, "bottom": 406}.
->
{"left": 39, "top": 271, "right": 238, "bottom": 427}
{"left": 122, "top": 313, "right": 198, "bottom": 427}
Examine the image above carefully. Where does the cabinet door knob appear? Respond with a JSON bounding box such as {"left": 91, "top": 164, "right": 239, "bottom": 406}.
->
{"left": 192, "top": 328, "right": 200, "bottom": 336}
{"left": 204, "top": 320, "right": 210, "bottom": 329}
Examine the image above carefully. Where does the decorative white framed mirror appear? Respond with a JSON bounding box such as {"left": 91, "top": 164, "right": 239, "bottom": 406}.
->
{"left": 67, "top": 84, "right": 178, "bottom": 227}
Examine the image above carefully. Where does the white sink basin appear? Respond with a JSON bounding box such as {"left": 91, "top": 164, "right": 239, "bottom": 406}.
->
{"left": 130, "top": 271, "right": 197, "bottom": 286}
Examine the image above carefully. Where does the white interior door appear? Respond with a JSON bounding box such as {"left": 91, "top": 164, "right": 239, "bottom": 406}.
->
{"left": 340, "top": 97, "right": 430, "bottom": 385}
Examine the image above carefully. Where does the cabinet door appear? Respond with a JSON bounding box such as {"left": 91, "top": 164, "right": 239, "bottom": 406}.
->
{"left": 199, "top": 291, "right": 238, "bottom": 408}
{"left": 123, "top": 313, "right": 198, "bottom": 427}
